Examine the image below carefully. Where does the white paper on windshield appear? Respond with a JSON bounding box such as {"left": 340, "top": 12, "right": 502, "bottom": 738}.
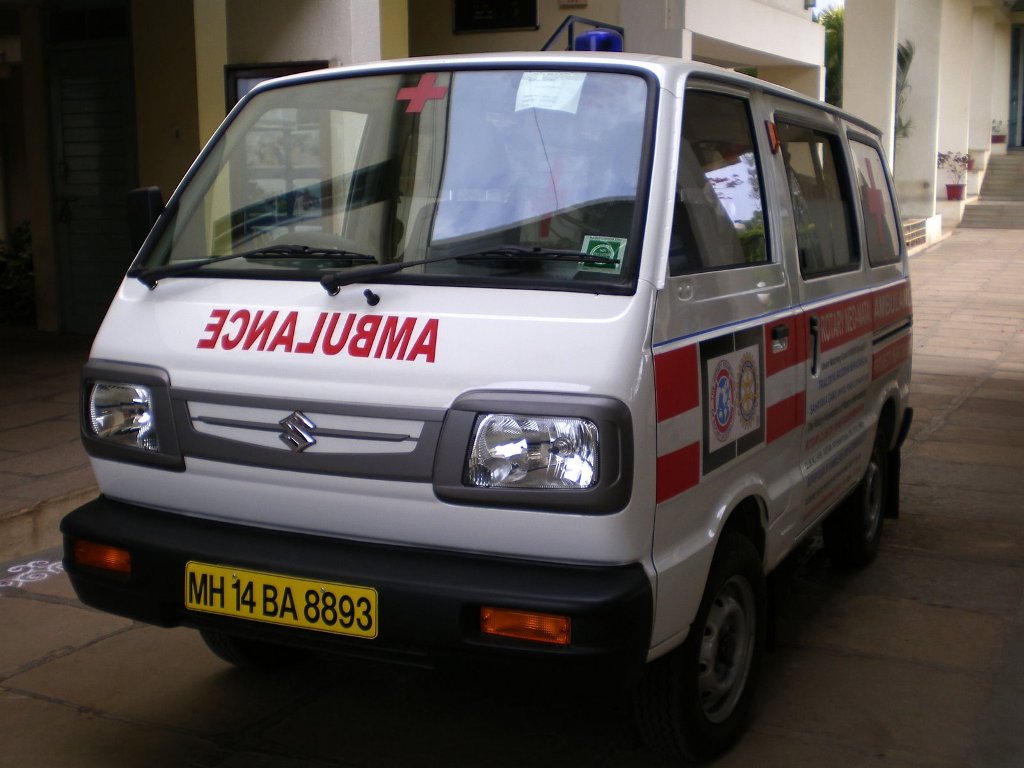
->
{"left": 515, "top": 72, "right": 586, "bottom": 114}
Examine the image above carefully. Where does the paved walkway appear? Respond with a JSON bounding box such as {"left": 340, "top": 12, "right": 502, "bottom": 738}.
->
{"left": 0, "top": 227, "right": 1022, "bottom": 766}
{"left": 0, "top": 329, "right": 94, "bottom": 562}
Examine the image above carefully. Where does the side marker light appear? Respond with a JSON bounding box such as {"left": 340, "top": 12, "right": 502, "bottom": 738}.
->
{"left": 73, "top": 540, "right": 132, "bottom": 575}
{"left": 480, "top": 606, "right": 571, "bottom": 646}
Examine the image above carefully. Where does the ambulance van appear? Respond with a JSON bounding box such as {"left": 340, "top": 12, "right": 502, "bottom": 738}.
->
{"left": 62, "top": 52, "right": 913, "bottom": 761}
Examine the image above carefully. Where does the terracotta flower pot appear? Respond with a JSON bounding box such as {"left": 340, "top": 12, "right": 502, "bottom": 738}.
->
{"left": 992, "top": 134, "right": 1007, "bottom": 145}
{"left": 945, "top": 184, "right": 966, "bottom": 201}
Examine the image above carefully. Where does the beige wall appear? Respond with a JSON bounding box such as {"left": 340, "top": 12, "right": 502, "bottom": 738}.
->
{"left": 226, "top": 0, "right": 381, "bottom": 66}
{"left": 409, "top": 0, "right": 621, "bottom": 56}
{"left": 380, "top": 0, "right": 409, "bottom": 59}
{"left": 131, "top": 0, "right": 202, "bottom": 196}
{"left": 194, "top": 0, "right": 228, "bottom": 146}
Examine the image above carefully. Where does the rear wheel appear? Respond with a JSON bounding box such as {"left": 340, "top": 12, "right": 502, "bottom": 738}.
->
{"left": 199, "top": 628, "right": 305, "bottom": 668}
{"left": 823, "top": 431, "right": 888, "bottom": 568}
{"left": 635, "top": 534, "right": 766, "bottom": 763}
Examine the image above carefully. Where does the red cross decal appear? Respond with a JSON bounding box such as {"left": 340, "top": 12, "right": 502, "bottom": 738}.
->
{"left": 396, "top": 73, "right": 448, "bottom": 113}
{"left": 863, "top": 159, "right": 887, "bottom": 242}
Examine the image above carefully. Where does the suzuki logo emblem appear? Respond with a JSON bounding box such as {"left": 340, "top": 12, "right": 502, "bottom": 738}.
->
{"left": 279, "top": 411, "right": 317, "bottom": 452}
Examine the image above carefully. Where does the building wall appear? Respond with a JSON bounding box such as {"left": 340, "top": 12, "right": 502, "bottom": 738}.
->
{"left": 226, "top": 0, "right": 381, "bottom": 66}
{"left": 844, "top": 0, "right": 897, "bottom": 158}
{"left": 131, "top": 0, "right": 202, "bottom": 196}
{"left": 409, "top": 0, "right": 621, "bottom": 56}
{"left": 893, "top": 0, "right": 942, "bottom": 218}
{"left": 195, "top": 0, "right": 228, "bottom": 147}
{"left": 380, "top": 0, "right": 409, "bottom": 59}
{"left": 410, "top": 0, "right": 823, "bottom": 98}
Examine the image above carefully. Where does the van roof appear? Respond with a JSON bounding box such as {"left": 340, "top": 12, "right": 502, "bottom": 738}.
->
{"left": 257, "top": 51, "right": 882, "bottom": 139}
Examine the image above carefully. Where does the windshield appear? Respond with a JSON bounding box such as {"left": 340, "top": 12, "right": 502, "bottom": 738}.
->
{"left": 139, "top": 68, "right": 651, "bottom": 291}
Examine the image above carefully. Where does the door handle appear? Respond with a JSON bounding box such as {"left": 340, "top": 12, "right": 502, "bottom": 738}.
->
{"left": 809, "top": 316, "right": 820, "bottom": 377}
{"left": 771, "top": 324, "right": 789, "bottom": 354}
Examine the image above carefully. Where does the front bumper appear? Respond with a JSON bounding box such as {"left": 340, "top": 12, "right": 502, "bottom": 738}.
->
{"left": 62, "top": 496, "right": 653, "bottom": 681}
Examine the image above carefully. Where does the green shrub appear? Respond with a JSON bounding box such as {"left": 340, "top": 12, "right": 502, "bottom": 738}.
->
{"left": 0, "top": 221, "right": 35, "bottom": 326}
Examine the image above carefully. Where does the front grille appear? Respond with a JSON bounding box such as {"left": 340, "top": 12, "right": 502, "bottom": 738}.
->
{"left": 171, "top": 388, "right": 445, "bottom": 481}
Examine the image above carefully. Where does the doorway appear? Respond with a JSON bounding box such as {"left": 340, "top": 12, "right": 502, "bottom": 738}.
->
{"left": 48, "top": 4, "right": 138, "bottom": 333}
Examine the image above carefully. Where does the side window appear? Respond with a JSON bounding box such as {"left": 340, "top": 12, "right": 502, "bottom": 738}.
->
{"left": 777, "top": 121, "right": 857, "bottom": 278}
{"left": 850, "top": 140, "right": 901, "bottom": 266}
{"left": 669, "top": 91, "right": 769, "bottom": 276}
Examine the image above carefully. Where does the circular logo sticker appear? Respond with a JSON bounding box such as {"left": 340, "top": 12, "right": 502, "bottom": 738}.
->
{"left": 711, "top": 359, "right": 735, "bottom": 442}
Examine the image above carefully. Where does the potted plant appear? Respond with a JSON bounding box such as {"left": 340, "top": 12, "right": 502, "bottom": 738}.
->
{"left": 992, "top": 119, "right": 1007, "bottom": 144}
{"left": 937, "top": 151, "right": 969, "bottom": 200}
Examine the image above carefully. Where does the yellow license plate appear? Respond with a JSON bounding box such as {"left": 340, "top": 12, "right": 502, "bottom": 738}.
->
{"left": 185, "top": 562, "right": 377, "bottom": 639}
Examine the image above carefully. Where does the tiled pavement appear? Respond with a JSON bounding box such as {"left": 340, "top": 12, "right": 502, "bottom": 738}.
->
{"left": 0, "top": 328, "right": 94, "bottom": 562}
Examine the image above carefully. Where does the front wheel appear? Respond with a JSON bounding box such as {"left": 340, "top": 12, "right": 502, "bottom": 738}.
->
{"left": 634, "top": 534, "right": 766, "bottom": 763}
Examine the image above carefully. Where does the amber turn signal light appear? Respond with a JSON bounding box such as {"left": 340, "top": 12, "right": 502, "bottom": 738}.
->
{"left": 480, "top": 606, "right": 571, "bottom": 646}
{"left": 73, "top": 540, "right": 131, "bottom": 574}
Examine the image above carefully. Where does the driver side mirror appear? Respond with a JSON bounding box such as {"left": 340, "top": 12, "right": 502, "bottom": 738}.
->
{"left": 127, "top": 186, "right": 164, "bottom": 254}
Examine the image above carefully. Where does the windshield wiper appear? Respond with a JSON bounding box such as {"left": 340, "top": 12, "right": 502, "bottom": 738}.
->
{"left": 133, "top": 245, "right": 376, "bottom": 289}
{"left": 455, "top": 245, "right": 614, "bottom": 264}
{"left": 319, "top": 245, "right": 617, "bottom": 295}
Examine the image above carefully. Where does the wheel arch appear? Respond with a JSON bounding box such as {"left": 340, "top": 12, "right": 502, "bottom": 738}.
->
{"left": 719, "top": 495, "right": 767, "bottom": 564}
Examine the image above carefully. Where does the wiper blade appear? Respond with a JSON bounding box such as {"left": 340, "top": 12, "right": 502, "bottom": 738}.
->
{"left": 133, "top": 245, "right": 376, "bottom": 289}
{"left": 319, "top": 245, "right": 618, "bottom": 295}
{"left": 239, "top": 245, "right": 376, "bottom": 262}
{"left": 454, "top": 245, "right": 614, "bottom": 264}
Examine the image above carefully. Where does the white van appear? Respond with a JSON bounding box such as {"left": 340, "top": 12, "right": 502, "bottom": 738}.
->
{"left": 63, "top": 52, "right": 913, "bottom": 761}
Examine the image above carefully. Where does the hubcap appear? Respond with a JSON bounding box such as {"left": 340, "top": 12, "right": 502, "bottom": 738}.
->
{"left": 863, "top": 459, "right": 883, "bottom": 543}
{"left": 697, "top": 575, "right": 756, "bottom": 723}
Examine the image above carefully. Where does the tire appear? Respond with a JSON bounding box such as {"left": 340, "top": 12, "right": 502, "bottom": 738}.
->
{"left": 199, "top": 628, "right": 306, "bottom": 668}
{"left": 823, "top": 431, "right": 888, "bottom": 568}
{"left": 634, "top": 534, "right": 767, "bottom": 763}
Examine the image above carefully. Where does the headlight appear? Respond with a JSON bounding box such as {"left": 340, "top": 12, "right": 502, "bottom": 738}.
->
{"left": 87, "top": 381, "right": 160, "bottom": 452}
{"left": 465, "top": 414, "right": 598, "bottom": 489}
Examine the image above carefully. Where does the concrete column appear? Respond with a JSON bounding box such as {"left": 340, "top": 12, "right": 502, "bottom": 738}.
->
{"left": 991, "top": 20, "right": 1012, "bottom": 154}
{"left": 618, "top": 0, "right": 688, "bottom": 58}
{"left": 968, "top": 7, "right": 994, "bottom": 158}
{"left": 843, "top": 0, "right": 898, "bottom": 162}
{"left": 343, "top": 0, "right": 382, "bottom": 65}
{"left": 227, "top": 0, "right": 381, "bottom": 67}
{"left": 758, "top": 65, "right": 824, "bottom": 101}
{"left": 893, "top": 0, "right": 941, "bottom": 220}
{"left": 936, "top": 0, "right": 971, "bottom": 159}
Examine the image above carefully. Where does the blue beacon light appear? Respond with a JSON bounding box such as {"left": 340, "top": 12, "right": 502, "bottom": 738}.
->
{"left": 573, "top": 29, "right": 624, "bottom": 53}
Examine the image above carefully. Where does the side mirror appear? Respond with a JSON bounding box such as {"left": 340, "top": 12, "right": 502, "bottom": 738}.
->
{"left": 127, "top": 186, "right": 164, "bottom": 254}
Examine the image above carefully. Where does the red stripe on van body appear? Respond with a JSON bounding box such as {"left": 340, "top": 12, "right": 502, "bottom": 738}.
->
{"left": 872, "top": 334, "right": 912, "bottom": 380}
{"left": 872, "top": 280, "right": 913, "bottom": 332}
{"left": 814, "top": 295, "right": 874, "bottom": 353}
{"left": 656, "top": 442, "right": 701, "bottom": 503}
{"left": 654, "top": 344, "right": 699, "bottom": 422}
{"left": 766, "top": 391, "right": 806, "bottom": 444}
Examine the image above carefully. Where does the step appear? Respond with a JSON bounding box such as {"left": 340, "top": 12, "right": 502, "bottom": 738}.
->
{"left": 959, "top": 201, "right": 1024, "bottom": 228}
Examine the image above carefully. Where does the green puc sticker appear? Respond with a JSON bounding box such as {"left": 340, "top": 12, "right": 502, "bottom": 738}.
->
{"left": 579, "top": 235, "right": 627, "bottom": 275}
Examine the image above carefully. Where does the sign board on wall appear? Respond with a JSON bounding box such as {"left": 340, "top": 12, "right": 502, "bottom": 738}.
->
{"left": 453, "top": 0, "right": 539, "bottom": 33}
